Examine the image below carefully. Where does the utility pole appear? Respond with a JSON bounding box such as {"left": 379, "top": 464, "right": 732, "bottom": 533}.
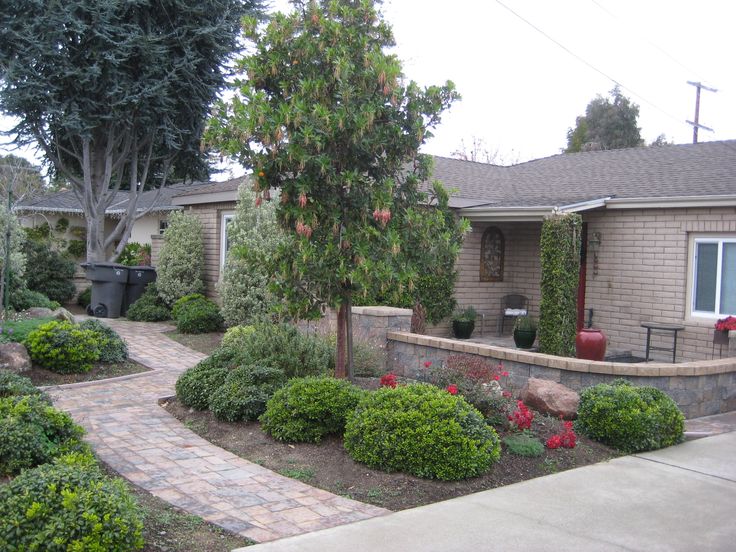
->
{"left": 686, "top": 81, "right": 717, "bottom": 143}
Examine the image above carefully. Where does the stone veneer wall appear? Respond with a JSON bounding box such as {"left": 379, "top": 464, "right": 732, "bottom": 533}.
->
{"left": 387, "top": 331, "right": 736, "bottom": 419}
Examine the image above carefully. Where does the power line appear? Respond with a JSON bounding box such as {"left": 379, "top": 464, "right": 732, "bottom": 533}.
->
{"left": 494, "top": 0, "right": 686, "bottom": 127}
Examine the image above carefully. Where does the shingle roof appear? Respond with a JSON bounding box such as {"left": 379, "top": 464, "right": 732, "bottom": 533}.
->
{"left": 431, "top": 140, "right": 736, "bottom": 209}
{"left": 172, "top": 176, "right": 244, "bottom": 198}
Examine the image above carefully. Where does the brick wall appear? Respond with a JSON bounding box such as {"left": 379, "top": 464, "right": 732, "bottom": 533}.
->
{"left": 583, "top": 206, "right": 736, "bottom": 362}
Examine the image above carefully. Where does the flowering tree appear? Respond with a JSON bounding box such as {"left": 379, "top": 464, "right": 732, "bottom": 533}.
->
{"left": 207, "top": 0, "right": 458, "bottom": 377}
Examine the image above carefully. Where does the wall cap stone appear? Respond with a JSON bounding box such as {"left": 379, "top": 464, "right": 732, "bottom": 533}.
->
{"left": 352, "top": 306, "right": 412, "bottom": 317}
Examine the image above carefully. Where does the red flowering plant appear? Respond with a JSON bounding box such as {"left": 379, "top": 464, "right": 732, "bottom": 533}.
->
{"left": 546, "top": 421, "right": 577, "bottom": 449}
{"left": 425, "top": 354, "right": 514, "bottom": 422}
{"left": 508, "top": 401, "right": 534, "bottom": 431}
{"left": 379, "top": 373, "right": 397, "bottom": 389}
{"left": 714, "top": 316, "right": 736, "bottom": 331}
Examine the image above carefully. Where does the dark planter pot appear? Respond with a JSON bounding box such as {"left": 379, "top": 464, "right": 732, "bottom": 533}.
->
{"left": 513, "top": 329, "right": 536, "bottom": 349}
{"left": 713, "top": 329, "right": 730, "bottom": 345}
{"left": 576, "top": 328, "right": 607, "bottom": 361}
{"left": 452, "top": 320, "right": 475, "bottom": 339}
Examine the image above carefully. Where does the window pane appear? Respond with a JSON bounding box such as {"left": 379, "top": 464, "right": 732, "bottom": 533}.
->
{"left": 694, "top": 243, "right": 717, "bottom": 312}
{"left": 720, "top": 243, "right": 736, "bottom": 315}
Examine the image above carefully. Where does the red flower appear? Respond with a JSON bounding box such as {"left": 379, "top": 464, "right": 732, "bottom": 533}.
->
{"left": 380, "top": 373, "right": 397, "bottom": 389}
{"left": 423, "top": 361, "right": 432, "bottom": 368}
{"left": 502, "top": 390, "right": 512, "bottom": 398}
{"left": 510, "top": 401, "right": 534, "bottom": 430}
{"left": 501, "top": 371, "right": 509, "bottom": 377}
{"left": 298, "top": 192, "right": 308, "bottom": 208}
{"left": 546, "top": 435, "right": 562, "bottom": 449}
{"left": 372, "top": 208, "right": 391, "bottom": 227}
{"left": 255, "top": 196, "right": 262, "bottom": 207}
{"left": 446, "top": 384, "right": 458, "bottom": 395}
{"left": 493, "top": 374, "right": 500, "bottom": 381}
{"left": 715, "top": 316, "right": 736, "bottom": 331}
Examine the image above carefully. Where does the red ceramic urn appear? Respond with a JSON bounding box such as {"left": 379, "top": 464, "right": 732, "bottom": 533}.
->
{"left": 576, "top": 328, "right": 607, "bottom": 361}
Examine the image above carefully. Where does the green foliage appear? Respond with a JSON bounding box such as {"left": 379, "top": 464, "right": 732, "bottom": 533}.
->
{"left": 514, "top": 315, "right": 537, "bottom": 331}
{"left": 126, "top": 283, "right": 171, "bottom": 322}
{"left": 24, "top": 320, "right": 100, "bottom": 373}
{"left": 79, "top": 319, "right": 128, "bottom": 363}
{"left": 0, "top": 394, "right": 87, "bottom": 476}
{"left": 22, "top": 239, "right": 76, "bottom": 303}
{"left": 9, "top": 288, "right": 59, "bottom": 311}
{"left": 0, "top": 369, "right": 47, "bottom": 401}
{"left": 344, "top": 383, "right": 501, "bottom": 480}
{"left": 577, "top": 379, "right": 685, "bottom": 453}
{"left": 174, "top": 296, "right": 224, "bottom": 334}
{"left": 351, "top": 339, "right": 384, "bottom": 377}
{"left": 538, "top": 214, "right": 582, "bottom": 357}
{"left": 65, "top": 238, "right": 86, "bottom": 258}
{"left": 503, "top": 432, "right": 545, "bottom": 457}
{"left": 172, "top": 293, "right": 208, "bottom": 321}
{"left": 54, "top": 217, "right": 69, "bottom": 234}
{"left": 0, "top": 316, "right": 55, "bottom": 343}
{"left": 115, "top": 242, "right": 151, "bottom": 266}
{"left": 77, "top": 286, "right": 92, "bottom": 307}
{"left": 260, "top": 377, "right": 363, "bottom": 443}
{"left": 239, "top": 323, "right": 333, "bottom": 378}
{"left": 565, "top": 86, "right": 644, "bottom": 153}
{"left": 219, "top": 182, "right": 286, "bottom": 327}
{"left": 0, "top": 203, "right": 27, "bottom": 302}
{"left": 175, "top": 347, "right": 245, "bottom": 410}
{"left": 453, "top": 305, "right": 477, "bottom": 322}
{"left": 221, "top": 325, "right": 256, "bottom": 349}
{"left": 210, "top": 364, "right": 286, "bottom": 422}
{"left": 157, "top": 212, "right": 205, "bottom": 306}
{"left": 0, "top": 452, "right": 144, "bottom": 551}
{"left": 0, "top": 153, "right": 44, "bottom": 199}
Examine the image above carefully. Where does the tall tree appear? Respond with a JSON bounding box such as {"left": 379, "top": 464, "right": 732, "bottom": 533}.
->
{"left": 207, "top": 0, "right": 458, "bottom": 377}
{"left": 0, "top": 0, "right": 263, "bottom": 261}
{"left": 565, "top": 86, "right": 643, "bottom": 153}
{"left": 0, "top": 154, "right": 45, "bottom": 203}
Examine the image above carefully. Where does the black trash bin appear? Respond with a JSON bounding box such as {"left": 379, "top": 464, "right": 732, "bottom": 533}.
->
{"left": 81, "top": 262, "right": 129, "bottom": 319}
{"left": 122, "top": 266, "right": 157, "bottom": 316}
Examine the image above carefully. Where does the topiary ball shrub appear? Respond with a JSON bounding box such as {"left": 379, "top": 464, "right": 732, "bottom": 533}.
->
{"left": 0, "top": 452, "right": 144, "bottom": 551}
{"left": 503, "top": 432, "right": 545, "bottom": 457}
{"left": 576, "top": 379, "right": 685, "bottom": 453}
{"left": 240, "top": 323, "right": 333, "bottom": 378}
{"left": 79, "top": 319, "right": 128, "bottom": 363}
{"left": 174, "top": 347, "right": 244, "bottom": 410}
{"left": 126, "top": 283, "right": 171, "bottom": 322}
{"left": 171, "top": 293, "right": 208, "bottom": 321}
{"left": 210, "top": 364, "right": 286, "bottom": 422}
{"left": 24, "top": 320, "right": 100, "bottom": 373}
{"left": 0, "top": 395, "right": 88, "bottom": 476}
{"left": 344, "top": 383, "right": 501, "bottom": 480}
{"left": 260, "top": 376, "right": 363, "bottom": 443}
{"left": 0, "top": 369, "right": 48, "bottom": 401}
{"left": 175, "top": 297, "right": 224, "bottom": 334}
{"left": 221, "top": 324, "right": 256, "bottom": 349}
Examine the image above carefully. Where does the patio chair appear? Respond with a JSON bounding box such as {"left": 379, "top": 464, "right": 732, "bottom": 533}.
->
{"left": 497, "top": 294, "right": 528, "bottom": 335}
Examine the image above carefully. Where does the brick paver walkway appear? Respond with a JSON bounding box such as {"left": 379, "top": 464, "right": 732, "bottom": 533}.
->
{"left": 45, "top": 319, "right": 387, "bottom": 543}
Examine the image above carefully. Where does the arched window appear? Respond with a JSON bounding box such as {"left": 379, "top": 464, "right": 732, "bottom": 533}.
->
{"left": 480, "top": 226, "right": 504, "bottom": 282}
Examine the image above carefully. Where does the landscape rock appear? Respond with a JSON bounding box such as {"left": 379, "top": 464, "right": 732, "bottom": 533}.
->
{"left": 0, "top": 342, "right": 32, "bottom": 373}
{"left": 519, "top": 377, "right": 579, "bottom": 420}
{"left": 52, "top": 307, "right": 76, "bottom": 324}
{"left": 24, "top": 307, "right": 54, "bottom": 319}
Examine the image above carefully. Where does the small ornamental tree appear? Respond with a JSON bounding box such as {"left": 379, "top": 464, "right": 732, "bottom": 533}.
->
{"left": 207, "top": 0, "right": 459, "bottom": 376}
{"left": 538, "top": 213, "right": 582, "bottom": 357}
{"left": 156, "top": 211, "right": 205, "bottom": 305}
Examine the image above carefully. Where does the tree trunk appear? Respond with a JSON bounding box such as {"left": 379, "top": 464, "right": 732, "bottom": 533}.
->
{"left": 335, "top": 301, "right": 347, "bottom": 378}
{"left": 346, "top": 292, "right": 354, "bottom": 380}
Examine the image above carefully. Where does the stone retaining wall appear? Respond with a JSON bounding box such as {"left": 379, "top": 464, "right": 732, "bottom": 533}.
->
{"left": 387, "top": 332, "right": 736, "bottom": 419}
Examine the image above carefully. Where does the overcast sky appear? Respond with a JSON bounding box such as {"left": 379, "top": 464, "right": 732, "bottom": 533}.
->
{"left": 3, "top": 0, "right": 734, "bottom": 171}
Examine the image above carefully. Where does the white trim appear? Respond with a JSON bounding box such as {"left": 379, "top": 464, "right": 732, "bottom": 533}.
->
{"left": 220, "top": 211, "right": 236, "bottom": 273}
{"left": 173, "top": 191, "right": 238, "bottom": 206}
{"left": 606, "top": 195, "right": 736, "bottom": 210}
{"left": 690, "top": 235, "right": 736, "bottom": 319}
{"left": 559, "top": 197, "right": 612, "bottom": 212}
{"left": 457, "top": 206, "right": 556, "bottom": 222}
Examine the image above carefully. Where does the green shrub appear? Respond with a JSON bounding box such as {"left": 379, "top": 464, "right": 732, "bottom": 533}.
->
{"left": 24, "top": 320, "right": 101, "bottom": 373}
{"left": 66, "top": 238, "right": 86, "bottom": 258}
{"left": 157, "top": 211, "right": 205, "bottom": 306}
{"left": 175, "top": 297, "right": 224, "bottom": 334}
{"left": 0, "top": 452, "right": 144, "bottom": 551}
{"left": 116, "top": 241, "right": 151, "bottom": 266}
{"left": 0, "top": 395, "right": 87, "bottom": 476}
{"left": 0, "top": 369, "right": 48, "bottom": 401}
{"left": 260, "top": 376, "right": 363, "bottom": 443}
{"left": 172, "top": 293, "right": 208, "bottom": 321}
{"left": 22, "top": 239, "right": 77, "bottom": 303}
{"left": 77, "top": 286, "right": 92, "bottom": 307}
{"left": 174, "top": 348, "right": 247, "bottom": 411}
{"left": 344, "top": 383, "right": 501, "bottom": 480}
{"left": 126, "top": 283, "right": 171, "bottom": 322}
{"left": 577, "top": 379, "right": 685, "bottom": 453}
{"left": 79, "top": 319, "right": 128, "bottom": 363}
{"left": 10, "top": 288, "right": 60, "bottom": 311}
{"left": 210, "top": 364, "right": 286, "bottom": 422}
{"left": 0, "top": 316, "right": 56, "bottom": 343}
{"left": 240, "top": 323, "right": 332, "bottom": 378}
{"left": 503, "top": 432, "right": 545, "bottom": 457}
{"left": 221, "top": 324, "right": 256, "bottom": 349}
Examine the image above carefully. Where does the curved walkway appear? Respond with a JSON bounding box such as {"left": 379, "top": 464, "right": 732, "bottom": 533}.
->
{"left": 46, "top": 319, "right": 386, "bottom": 544}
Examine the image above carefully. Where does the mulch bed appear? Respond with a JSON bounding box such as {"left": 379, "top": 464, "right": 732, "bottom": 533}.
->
{"left": 163, "top": 396, "right": 619, "bottom": 512}
{"left": 164, "top": 331, "right": 224, "bottom": 356}
{"left": 24, "top": 360, "right": 150, "bottom": 387}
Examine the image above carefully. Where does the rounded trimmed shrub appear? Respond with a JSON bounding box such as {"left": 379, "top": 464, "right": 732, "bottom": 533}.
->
{"left": 221, "top": 324, "right": 256, "bottom": 349}
{"left": 174, "top": 347, "right": 244, "bottom": 410}
{"left": 171, "top": 293, "right": 208, "bottom": 321}
{"left": 175, "top": 297, "right": 224, "bottom": 334}
{"left": 156, "top": 211, "right": 205, "bottom": 306}
{"left": 576, "top": 379, "right": 685, "bottom": 453}
{"left": 210, "top": 364, "right": 286, "bottom": 422}
{"left": 79, "top": 319, "right": 128, "bottom": 363}
{"left": 344, "top": 383, "right": 501, "bottom": 480}
{"left": 0, "top": 395, "right": 87, "bottom": 476}
{"left": 10, "top": 288, "right": 60, "bottom": 311}
{"left": 24, "top": 320, "right": 100, "bottom": 373}
{"left": 260, "top": 376, "right": 363, "bottom": 443}
{"left": 126, "top": 283, "right": 171, "bottom": 322}
{"left": 240, "top": 323, "right": 333, "bottom": 378}
{"left": 0, "top": 452, "right": 144, "bottom": 551}
{"left": 503, "top": 432, "right": 545, "bottom": 457}
{"left": 0, "top": 369, "right": 48, "bottom": 401}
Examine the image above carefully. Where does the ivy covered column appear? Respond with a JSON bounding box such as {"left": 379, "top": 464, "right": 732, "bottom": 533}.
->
{"left": 538, "top": 213, "right": 582, "bottom": 357}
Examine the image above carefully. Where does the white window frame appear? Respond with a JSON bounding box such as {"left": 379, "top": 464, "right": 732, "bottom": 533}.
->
{"left": 690, "top": 236, "right": 736, "bottom": 319}
{"left": 220, "top": 211, "right": 236, "bottom": 273}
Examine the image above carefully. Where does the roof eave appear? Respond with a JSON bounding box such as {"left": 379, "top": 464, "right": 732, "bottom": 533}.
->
{"left": 605, "top": 195, "right": 736, "bottom": 209}
{"left": 172, "top": 190, "right": 239, "bottom": 206}
{"left": 457, "top": 206, "right": 556, "bottom": 222}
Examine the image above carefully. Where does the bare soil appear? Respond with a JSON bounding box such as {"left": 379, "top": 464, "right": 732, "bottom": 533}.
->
{"left": 163, "top": 397, "right": 618, "bottom": 512}
{"left": 24, "top": 360, "right": 150, "bottom": 386}
{"left": 165, "top": 330, "right": 224, "bottom": 355}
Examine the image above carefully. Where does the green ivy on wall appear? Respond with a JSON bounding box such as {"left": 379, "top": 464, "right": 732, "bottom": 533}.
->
{"left": 538, "top": 213, "right": 582, "bottom": 357}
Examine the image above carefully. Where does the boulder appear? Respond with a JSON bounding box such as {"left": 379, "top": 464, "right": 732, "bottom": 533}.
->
{"left": 52, "top": 307, "right": 76, "bottom": 324}
{"left": 0, "top": 342, "right": 32, "bottom": 373}
{"left": 24, "top": 307, "right": 54, "bottom": 319}
{"left": 519, "top": 377, "right": 579, "bottom": 420}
